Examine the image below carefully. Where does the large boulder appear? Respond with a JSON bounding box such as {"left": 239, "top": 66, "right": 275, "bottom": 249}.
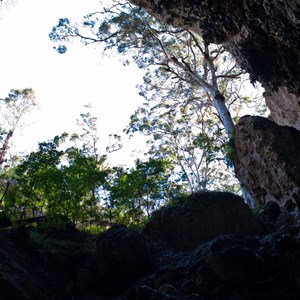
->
{"left": 233, "top": 115, "right": 300, "bottom": 208}
{"left": 144, "top": 191, "right": 265, "bottom": 251}
{"left": 96, "top": 225, "right": 153, "bottom": 292}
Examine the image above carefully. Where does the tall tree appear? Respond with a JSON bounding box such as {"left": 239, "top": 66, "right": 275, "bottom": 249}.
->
{"left": 73, "top": 104, "right": 99, "bottom": 159}
{"left": 0, "top": 88, "right": 36, "bottom": 168}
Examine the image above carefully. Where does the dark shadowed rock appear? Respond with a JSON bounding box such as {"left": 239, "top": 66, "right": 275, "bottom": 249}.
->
{"left": 275, "top": 211, "right": 300, "bottom": 236}
{"left": 0, "top": 215, "right": 12, "bottom": 227}
{"left": 144, "top": 191, "right": 265, "bottom": 251}
{"left": 259, "top": 201, "right": 282, "bottom": 225}
{"left": 284, "top": 199, "right": 297, "bottom": 212}
{"left": 0, "top": 228, "right": 57, "bottom": 300}
{"left": 96, "top": 224, "right": 153, "bottom": 291}
{"left": 1, "top": 221, "right": 300, "bottom": 299}
{"left": 133, "top": 233, "right": 300, "bottom": 299}
{"left": 233, "top": 115, "right": 300, "bottom": 208}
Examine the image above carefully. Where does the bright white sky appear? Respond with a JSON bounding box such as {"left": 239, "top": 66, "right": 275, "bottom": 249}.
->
{"left": 0, "top": 0, "right": 147, "bottom": 166}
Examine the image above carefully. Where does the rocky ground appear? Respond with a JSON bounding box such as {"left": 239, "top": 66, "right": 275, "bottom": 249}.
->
{"left": 1, "top": 191, "right": 300, "bottom": 299}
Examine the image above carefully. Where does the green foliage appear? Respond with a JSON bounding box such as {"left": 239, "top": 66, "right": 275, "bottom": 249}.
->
{"left": 1, "top": 127, "right": 109, "bottom": 225}
{"left": 86, "top": 224, "right": 104, "bottom": 235}
{"left": 0, "top": 106, "right": 185, "bottom": 229}
{"left": 223, "top": 134, "right": 235, "bottom": 163}
{"left": 0, "top": 106, "right": 113, "bottom": 226}
{"left": 103, "top": 157, "right": 180, "bottom": 226}
{"left": 128, "top": 98, "right": 234, "bottom": 192}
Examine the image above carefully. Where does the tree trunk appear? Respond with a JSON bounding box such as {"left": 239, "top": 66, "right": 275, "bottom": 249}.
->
{"left": 213, "top": 93, "right": 235, "bottom": 138}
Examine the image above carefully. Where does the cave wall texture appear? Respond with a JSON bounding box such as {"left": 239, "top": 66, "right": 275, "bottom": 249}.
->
{"left": 234, "top": 115, "right": 300, "bottom": 208}
{"left": 129, "top": 0, "right": 300, "bottom": 129}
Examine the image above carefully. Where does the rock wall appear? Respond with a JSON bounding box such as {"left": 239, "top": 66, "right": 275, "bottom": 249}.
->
{"left": 265, "top": 87, "right": 300, "bottom": 130}
{"left": 233, "top": 115, "right": 300, "bottom": 208}
{"left": 129, "top": 0, "right": 300, "bottom": 128}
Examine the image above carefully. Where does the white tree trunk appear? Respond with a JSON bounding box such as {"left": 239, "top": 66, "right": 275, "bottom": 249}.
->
{"left": 213, "top": 93, "right": 235, "bottom": 138}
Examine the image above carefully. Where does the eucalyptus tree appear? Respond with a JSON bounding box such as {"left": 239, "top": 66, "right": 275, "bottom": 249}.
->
{"left": 0, "top": 88, "right": 36, "bottom": 211}
{"left": 49, "top": 1, "right": 246, "bottom": 136}
{"left": 49, "top": 1, "right": 265, "bottom": 194}
{"left": 69, "top": 104, "right": 100, "bottom": 159}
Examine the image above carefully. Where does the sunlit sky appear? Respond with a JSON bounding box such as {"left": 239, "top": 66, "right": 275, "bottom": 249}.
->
{"left": 0, "top": 0, "right": 147, "bottom": 166}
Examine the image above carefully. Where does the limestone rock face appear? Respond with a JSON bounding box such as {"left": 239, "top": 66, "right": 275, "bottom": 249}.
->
{"left": 129, "top": 0, "right": 300, "bottom": 126}
{"left": 233, "top": 115, "right": 300, "bottom": 208}
{"left": 265, "top": 87, "right": 300, "bottom": 130}
{"left": 144, "top": 191, "right": 265, "bottom": 251}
